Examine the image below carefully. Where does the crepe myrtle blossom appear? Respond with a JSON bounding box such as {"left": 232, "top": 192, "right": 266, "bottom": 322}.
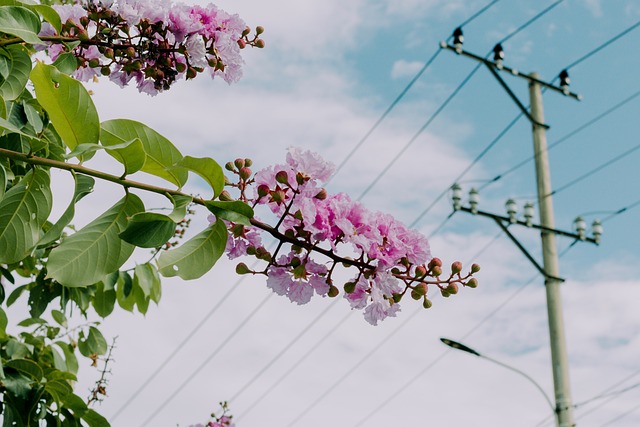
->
{"left": 190, "top": 402, "right": 235, "bottom": 427}
{"left": 39, "top": 0, "right": 264, "bottom": 94}
{"left": 208, "top": 148, "right": 480, "bottom": 325}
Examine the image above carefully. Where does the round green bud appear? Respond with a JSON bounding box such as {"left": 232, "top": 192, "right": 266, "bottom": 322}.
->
{"left": 256, "top": 26, "right": 265, "bottom": 35}
{"left": 410, "top": 289, "right": 422, "bottom": 300}
{"left": 225, "top": 161, "right": 235, "bottom": 171}
{"left": 428, "top": 257, "right": 442, "bottom": 269}
{"left": 471, "top": 263, "right": 481, "bottom": 273}
{"left": 423, "top": 298, "right": 433, "bottom": 309}
{"left": 255, "top": 39, "right": 265, "bottom": 48}
{"left": 327, "top": 285, "right": 339, "bottom": 298}
{"left": 392, "top": 293, "right": 403, "bottom": 303}
{"left": 447, "top": 283, "right": 459, "bottom": 295}
{"left": 234, "top": 158, "right": 245, "bottom": 169}
{"left": 275, "top": 170, "right": 289, "bottom": 184}
{"left": 465, "top": 278, "right": 478, "bottom": 288}
{"left": 451, "top": 261, "right": 462, "bottom": 274}
{"left": 344, "top": 281, "right": 357, "bottom": 294}
{"left": 235, "top": 262, "right": 250, "bottom": 275}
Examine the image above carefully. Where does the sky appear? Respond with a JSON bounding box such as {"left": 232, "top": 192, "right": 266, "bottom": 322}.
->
{"left": 18, "top": 0, "right": 640, "bottom": 426}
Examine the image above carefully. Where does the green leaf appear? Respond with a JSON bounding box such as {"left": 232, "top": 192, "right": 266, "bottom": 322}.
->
{"left": 115, "top": 271, "right": 135, "bottom": 312}
{"left": 0, "top": 168, "right": 53, "bottom": 264}
{"left": 61, "top": 392, "right": 87, "bottom": 415}
{"left": 0, "top": 6, "right": 42, "bottom": 45}
{"left": 22, "top": 100, "right": 42, "bottom": 133}
{"left": 133, "top": 282, "right": 149, "bottom": 315}
{"left": 51, "top": 51, "right": 78, "bottom": 75}
{"left": 50, "top": 309, "right": 67, "bottom": 328}
{"left": 0, "top": 306, "right": 7, "bottom": 339}
{"left": 6, "top": 283, "right": 26, "bottom": 306}
{"left": 65, "top": 139, "right": 145, "bottom": 177}
{"left": 82, "top": 408, "right": 110, "bottom": 427}
{"left": 118, "top": 212, "right": 176, "bottom": 248}
{"left": 133, "top": 263, "right": 158, "bottom": 299}
{"left": 0, "top": 161, "right": 6, "bottom": 199}
{"left": 78, "top": 326, "right": 108, "bottom": 357}
{"left": 44, "top": 378, "right": 72, "bottom": 402}
{"left": 204, "top": 200, "right": 254, "bottom": 226}
{"left": 157, "top": 219, "right": 227, "bottom": 280}
{"left": 54, "top": 342, "right": 78, "bottom": 374}
{"left": 177, "top": 155, "right": 224, "bottom": 197}
{"left": 167, "top": 193, "right": 192, "bottom": 222}
{"left": 30, "top": 62, "right": 99, "bottom": 150}
{"left": 92, "top": 282, "right": 115, "bottom": 318}
{"left": 46, "top": 193, "right": 144, "bottom": 287}
{"left": 4, "top": 358, "right": 43, "bottom": 381}
{"left": 37, "top": 173, "right": 94, "bottom": 248}
{"left": 17, "top": 317, "right": 45, "bottom": 327}
{"left": 100, "top": 119, "right": 187, "bottom": 187}
{"left": 0, "top": 45, "right": 32, "bottom": 101}
{"left": 28, "top": 4, "right": 61, "bottom": 34}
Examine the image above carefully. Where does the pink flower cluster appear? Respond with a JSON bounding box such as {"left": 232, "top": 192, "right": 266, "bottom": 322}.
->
{"left": 214, "top": 149, "right": 479, "bottom": 325}
{"left": 42, "top": 0, "right": 263, "bottom": 94}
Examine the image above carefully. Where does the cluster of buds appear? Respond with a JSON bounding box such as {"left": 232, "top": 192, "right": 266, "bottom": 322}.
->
{"left": 189, "top": 401, "right": 235, "bottom": 427}
{"left": 42, "top": 0, "right": 264, "bottom": 94}
{"left": 211, "top": 148, "right": 480, "bottom": 325}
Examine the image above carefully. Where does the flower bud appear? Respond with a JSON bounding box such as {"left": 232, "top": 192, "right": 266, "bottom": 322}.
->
{"left": 234, "top": 158, "right": 245, "bottom": 169}
{"left": 290, "top": 257, "right": 301, "bottom": 268}
{"left": 415, "top": 265, "right": 427, "bottom": 278}
{"left": 422, "top": 298, "right": 433, "bottom": 309}
{"left": 344, "top": 281, "right": 356, "bottom": 294}
{"left": 225, "top": 161, "right": 235, "bottom": 171}
{"left": 125, "top": 46, "right": 136, "bottom": 57}
{"left": 392, "top": 293, "right": 403, "bottom": 303}
{"left": 88, "top": 58, "right": 100, "bottom": 68}
{"left": 256, "top": 26, "right": 265, "bottom": 35}
{"left": 104, "top": 48, "right": 114, "bottom": 59}
{"left": 410, "top": 289, "right": 422, "bottom": 300}
{"left": 314, "top": 188, "right": 327, "bottom": 200}
{"left": 219, "top": 190, "right": 233, "bottom": 201}
{"left": 465, "top": 278, "right": 478, "bottom": 288}
{"left": 239, "top": 167, "right": 252, "bottom": 180}
{"left": 275, "top": 170, "right": 289, "bottom": 184}
{"left": 414, "top": 283, "right": 427, "bottom": 296}
{"left": 451, "top": 261, "right": 462, "bottom": 274}
{"left": 244, "top": 158, "right": 253, "bottom": 167}
{"left": 257, "top": 185, "right": 269, "bottom": 198}
{"left": 440, "top": 288, "right": 450, "bottom": 298}
{"left": 255, "top": 39, "right": 266, "bottom": 48}
{"left": 242, "top": 26, "right": 251, "bottom": 37}
{"left": 246, "top": 246, "right": 257, "bottom": 255}
{"left": 207, "top": 56, "right": 218, "bottom": 68}
{"left": 176, "top": 62, "right": 187, "bottom": 73}
{"left": 186, "top": 67, "right": 197, "bottom": 79}
{"left": 235, "top": 262, "right": 250, "bottom": 275}
{"left": 237, "top": 39, "right": 246, "bottom": 49}
{"left": 327, "top": 285, "right": 339, "bottom": 298}
{"left": 471, "top": 263, "right": 481, "bottom": 273}
{"left": 431, "top": 265, "right": 442, "bottom": 277}
{"left": 428, "top": 257, "right": 442, "bottom": 269}
{"left": 100, "top": 66, "right": 111, "bottom": 76}
{"left": 447, "top": 283, "right": 459, "bottom": 294}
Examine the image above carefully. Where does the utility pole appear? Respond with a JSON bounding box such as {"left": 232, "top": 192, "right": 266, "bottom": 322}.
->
{"left": 529, "top": 75, "right": 574, "bottom": 426}
{"left": 440, "top": 29, "right": 602, "bottom": 426}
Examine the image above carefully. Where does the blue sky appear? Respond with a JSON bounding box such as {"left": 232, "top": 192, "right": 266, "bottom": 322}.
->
{"left": 45, "top": 0, "right": 640, "bottom": 426}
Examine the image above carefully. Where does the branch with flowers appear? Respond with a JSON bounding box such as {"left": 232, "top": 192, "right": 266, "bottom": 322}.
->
{"left": 0, "top": 0, "right": 478, "bottom": 425}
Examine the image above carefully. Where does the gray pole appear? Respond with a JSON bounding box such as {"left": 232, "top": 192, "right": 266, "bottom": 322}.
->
{"left": 529, "top": 73, "right": 575, "bottom": 427}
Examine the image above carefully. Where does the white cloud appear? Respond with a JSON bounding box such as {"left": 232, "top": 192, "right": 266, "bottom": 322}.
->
{"left": 390, "top": 59, "right": 425, "bottom": 79}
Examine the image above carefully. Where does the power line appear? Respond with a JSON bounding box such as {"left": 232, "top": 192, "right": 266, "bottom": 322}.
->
{"left": 139, "top": 292, "right": 274, "bottom": 427}
{"left": 564, "top": 18, "right": 640, "bottom": 71}
{"left": 331, "top": 0, "right": 501, "bottom": 182}
{"left": 357, "top": 62, "right": 482, "bottom": 201}
{"left": 228, "top": 298, "right": 340, "bottom": 403}
{"left": 478, "top": 89, "right": 640, "bottom": 191}
{"left": 110, "top": 274, "right": 245, "bottom": 421}
{"left": 236, "top": 310, "right": 353, "bottom": 422}
{"left": 497, "top": 0, "right": 565, "bottom": 45}
{"left": 601, "top": 401, "right": 640, "bottom": 426}
{"left": 548, "top": 141, "right": 640, "bottom": 197}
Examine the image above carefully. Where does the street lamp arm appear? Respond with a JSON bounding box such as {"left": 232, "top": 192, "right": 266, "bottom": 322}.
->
{"left": 482, "top": 354, "right": 556, "bottom": 413}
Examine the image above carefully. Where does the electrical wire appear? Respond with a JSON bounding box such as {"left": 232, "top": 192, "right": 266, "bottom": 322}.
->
{"left": 109, "top": 273, "right": 246, "bottom": 421}
{"left": 600, "top": 401, "right": 640, "bottom": 426}
{"left": 602, "top": 198, "right": 640, "bottom": 223}
{"left": 139, "top": 292, "right": 274, "bottom": 427}
{"left": 478, "top": 89, "right": 640, "bottom": 192}
{"left": 564, "top": 18, "right": 640, "bottom": 71}
{"left": 548, "top": 141, "right": 640, "bottom": 197}
{"left": 496, "top": 0, "right": 565, "bottom": 45}
{"left": 357, "top": 62, "right": 482, "bottom": 201}
{"left": 330, "top": 0, "right": 501, "bottom": 182}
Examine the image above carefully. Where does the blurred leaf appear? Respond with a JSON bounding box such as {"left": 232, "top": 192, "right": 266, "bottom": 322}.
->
{"left": 44, "top": 378, "right": 72, "bottom": 402}
{"left": 177, "top": 155, "right": 224, "bottom": 197}
{"left": 167, "top": 193, "right": 192, "bottom": 222}
{"left": 31, "top": 62, "right": 99, "bottom": 151}
{"left": 92, "top": 282, "right": 115, "bottom": 318}
{"left": 204, "top": 200, "right": 254, "bottom": 226}
{"left": 157, "top": 219, "right": 227, "bottom": 280}
{"left": 101, "top": 119, "right": 187, "bottom": 187}
{"left": 0, "top": 306, "right": 7, "bottom": 338}
{"left": 82, "top": 408, "right": 109, "bottom": 427}
{"left": 118, "top": 212, "right": 176, "bottom": 248}
{"left": 0, "top": 161, "right": 6, "bottom": 199}
{"left": 0, "top": 6, "right": 42, "bottom": 45}
{"left": 38, "top": 173, "right": 94, "bottom": 249}
{"left": 47, "top": 193, "right": 144, "bottom": 287}
{"left": 50, "top": 309, "right": 67, "bottom": 328}
{"left": 5, "top": 358, "right": 43, "bottom": 381}
{"left": 28, "top": 4, "right": 61, "bottom": 34}
{"left": 6, "top": 283, "right": 26, "bottom": 306}
{"left": 0, "top": 44, "right": 31, "bottom": 100}
{"left": 54, "top": 342, "right": 78, "bottom": 374}
{"left": 77, "top": 326, "right": 107, "bottom": 357}
{"left": 115, "top": 270, "right": 135, "bottom": 312}
{"left": 51, "top": 51, "right": 78, "bottom": 75}
{"left": 0, "top": 168, "right": 52, "bottom": 264}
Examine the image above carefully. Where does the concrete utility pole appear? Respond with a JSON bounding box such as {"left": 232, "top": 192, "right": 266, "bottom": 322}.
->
{"left": 529, "top": 75, "right": 575, "bottom": 427}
